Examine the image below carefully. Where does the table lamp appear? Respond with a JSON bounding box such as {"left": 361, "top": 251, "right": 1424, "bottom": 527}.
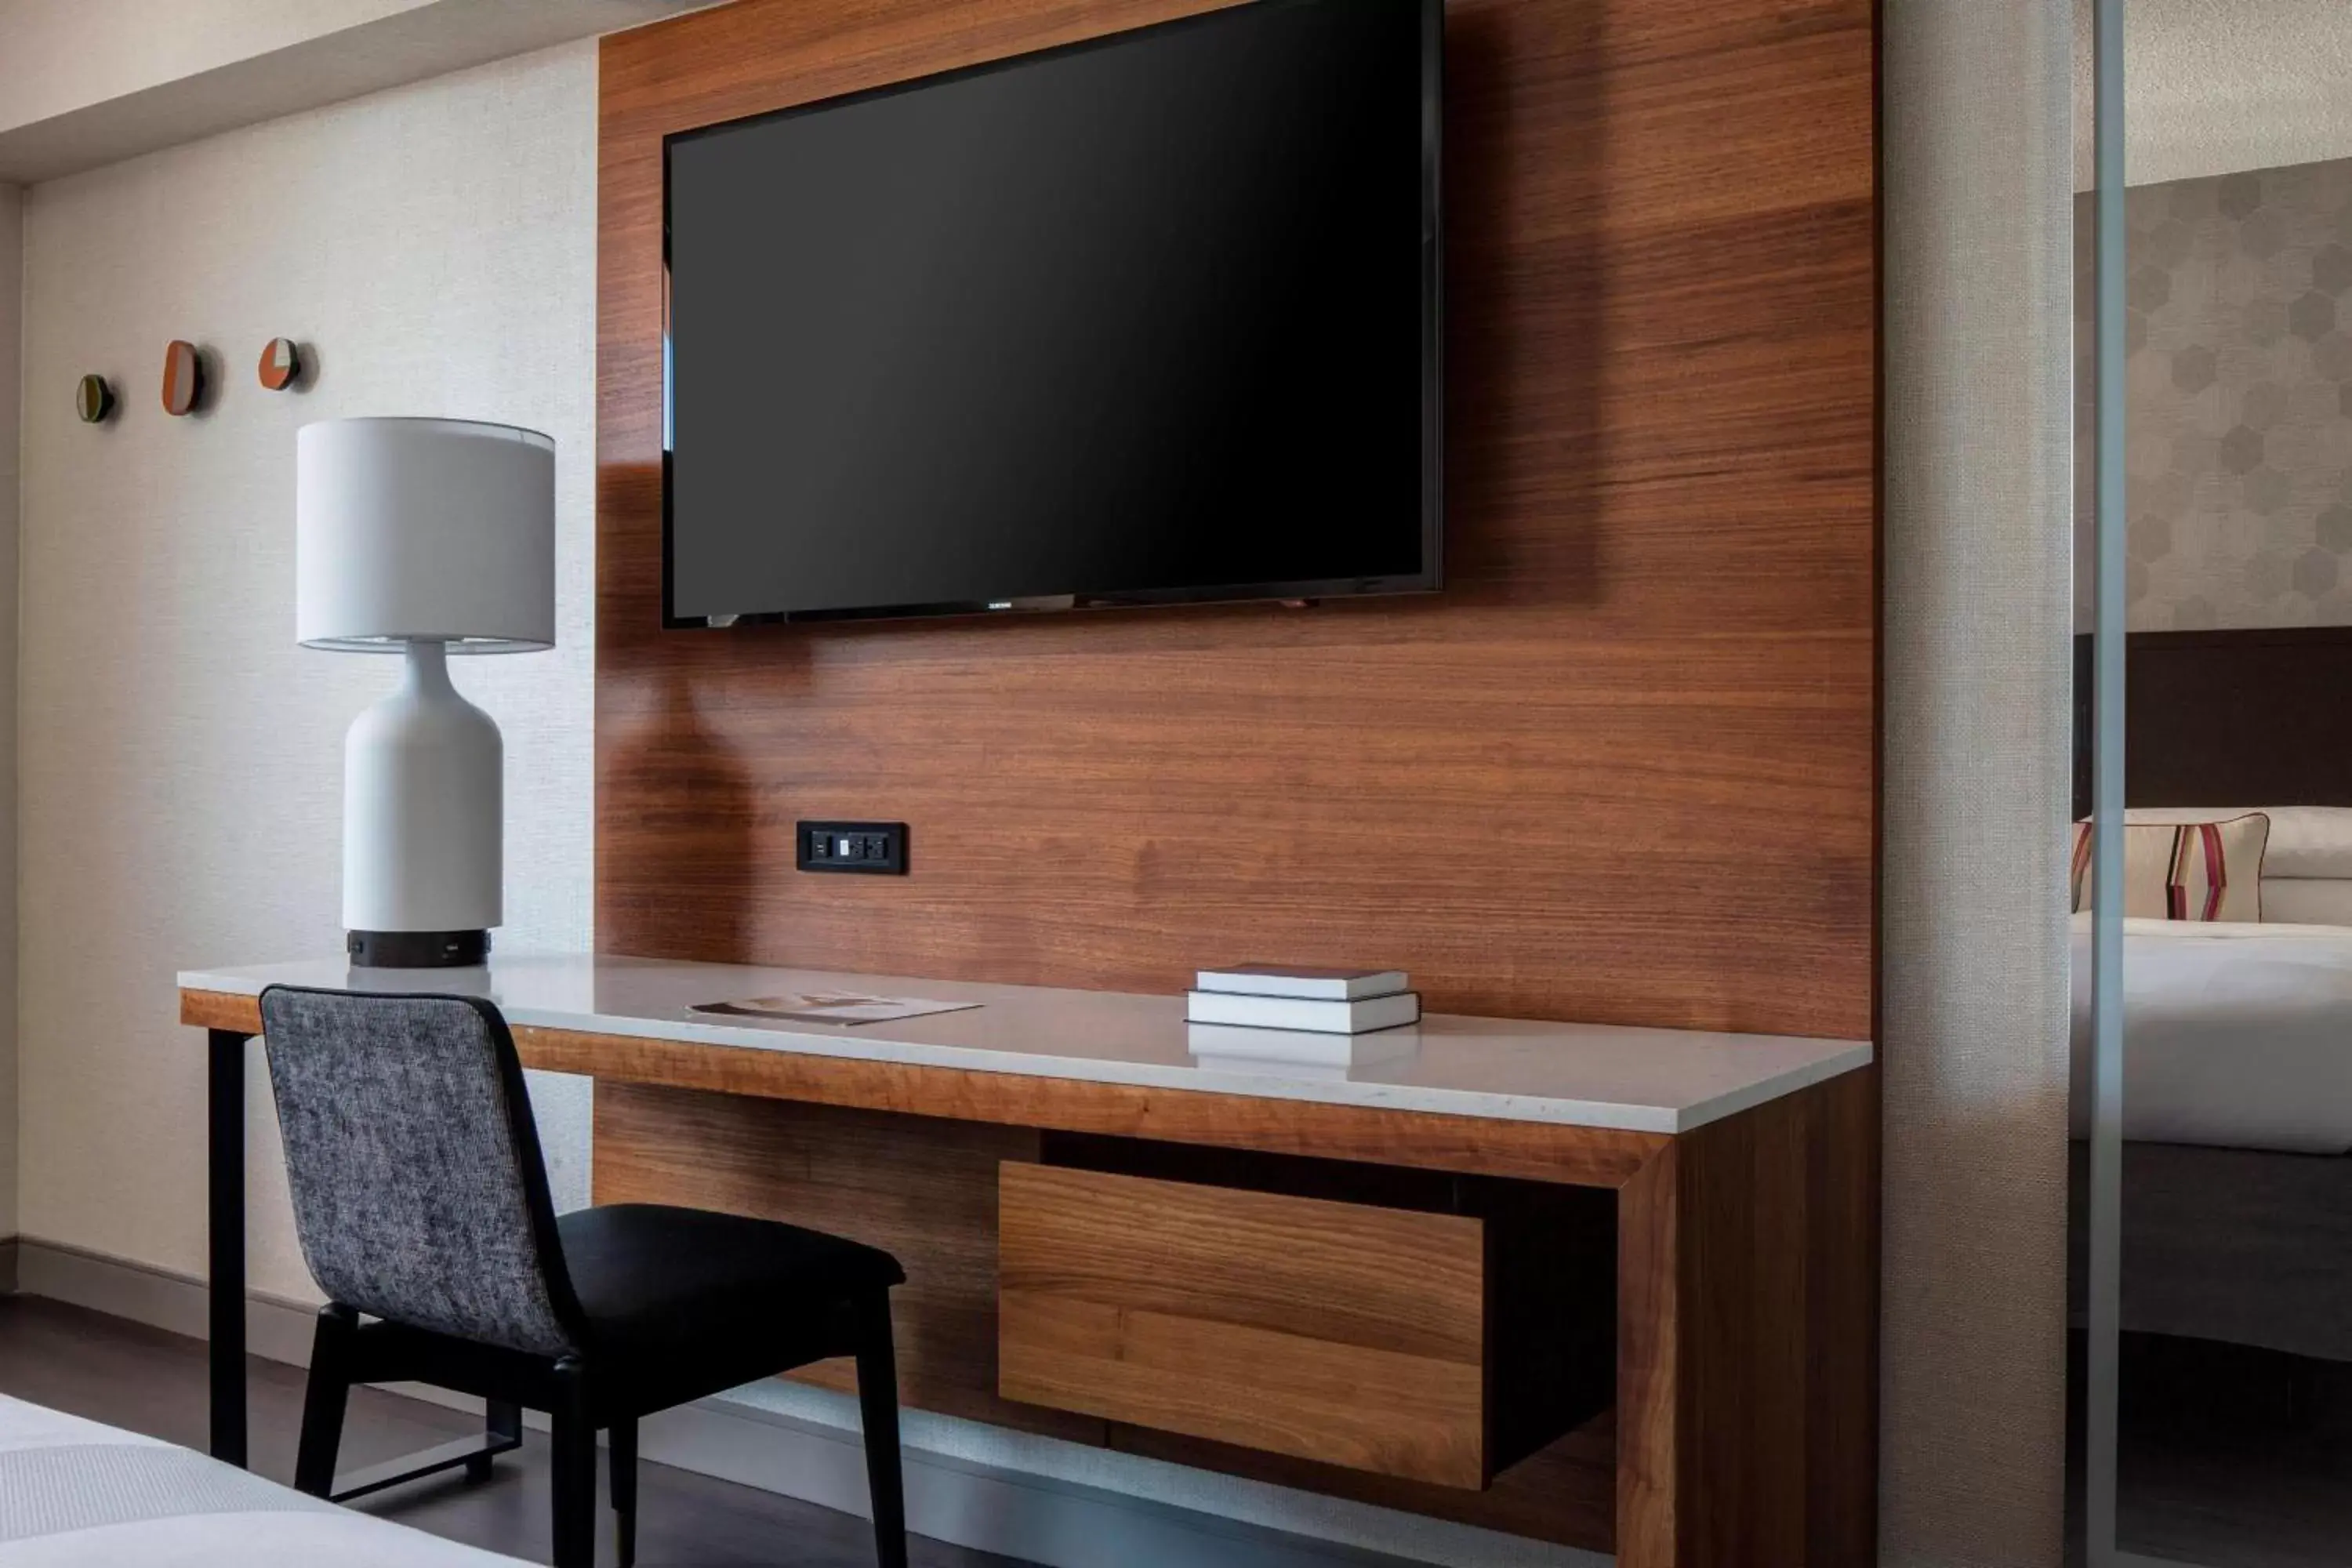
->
{"left": 296, "top": 418, "right": 555, "bottom": 967}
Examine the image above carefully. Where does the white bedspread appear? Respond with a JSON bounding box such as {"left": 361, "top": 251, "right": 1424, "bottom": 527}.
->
{"left": 0, "top": 1395, "right": 526, "bottom": 1566}
{"left": 2071, "top": 916, "right": 2352, "bottom": 1154}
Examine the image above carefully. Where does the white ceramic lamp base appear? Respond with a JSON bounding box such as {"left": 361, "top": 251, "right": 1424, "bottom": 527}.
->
{"left": 343, "top": 640, "right": 503, "bottom": 967}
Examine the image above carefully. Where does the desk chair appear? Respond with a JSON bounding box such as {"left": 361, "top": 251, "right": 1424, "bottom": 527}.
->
{"left": 258, "top": 984, "right": 909, "bottom": 1568}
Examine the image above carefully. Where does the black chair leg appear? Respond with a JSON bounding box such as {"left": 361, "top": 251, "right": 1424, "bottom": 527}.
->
{"left": 609, "top": 1416, "right": 638, "bottom": 1568}
{"left": 470, "top": 1400, "right": 521, "bottom": 1484}
{"left": 294, "top": 1304, "right": 357, "bottom": 1497}
{"left": 550, "top": 1362, "right": 597, "bottom": 1568}
{"left": 854, "top": 1290, "right": 909, "bottom": 1568}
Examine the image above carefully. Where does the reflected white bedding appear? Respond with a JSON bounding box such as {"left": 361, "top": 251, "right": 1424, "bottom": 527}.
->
{"left": 2071, "top": 916, "right": 2352, "bottom": 1154}
{"left": 0, "top": 1395, "right": 524, "bottom": 1566}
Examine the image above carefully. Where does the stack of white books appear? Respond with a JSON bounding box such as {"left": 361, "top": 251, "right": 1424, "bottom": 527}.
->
{"left": 1187, "top": 964, "right": 1421, "bottom": 1034}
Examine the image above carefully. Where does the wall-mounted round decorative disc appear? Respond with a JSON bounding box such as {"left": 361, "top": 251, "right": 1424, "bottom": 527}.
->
{"left": 258, "top": 337, "right": 301, "bottom": 391}
{"left": 162, "top": 339, "right": 203, "bottom": 416}
{"left": 75, "top": 374, "right": 115, "bottom": 424}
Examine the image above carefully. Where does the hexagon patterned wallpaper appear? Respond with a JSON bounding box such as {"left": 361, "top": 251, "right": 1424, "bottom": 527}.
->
{"left": 2075, "top": 156, "right": 2352, "bottom": 630}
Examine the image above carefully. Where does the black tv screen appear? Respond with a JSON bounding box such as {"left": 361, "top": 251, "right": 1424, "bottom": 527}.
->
{"left": 662, "top": 0, "right": 1442, "bottom": 626}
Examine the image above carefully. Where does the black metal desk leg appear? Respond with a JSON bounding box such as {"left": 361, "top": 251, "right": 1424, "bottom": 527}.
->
{"left": 208, "top": 1029, "right": 249, "bottom": 1468}
{"left": 202, "top": 1019, "right": 520, "bottom": 1500}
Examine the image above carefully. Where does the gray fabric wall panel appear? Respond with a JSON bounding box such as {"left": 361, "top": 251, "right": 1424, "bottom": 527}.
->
{"left": 1882, "top": 1, "right": 2074, "bottom": 1563}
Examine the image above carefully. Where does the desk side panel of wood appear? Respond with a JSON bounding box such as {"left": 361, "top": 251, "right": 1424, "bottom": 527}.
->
{"left": 1616, "top": 1066, "right": 1878, "bottom": 1568}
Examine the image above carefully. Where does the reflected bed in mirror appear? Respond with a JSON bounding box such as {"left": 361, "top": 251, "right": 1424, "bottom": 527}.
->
{"left": 2071, "top": 628, "right": 2352, "bottom": 1375}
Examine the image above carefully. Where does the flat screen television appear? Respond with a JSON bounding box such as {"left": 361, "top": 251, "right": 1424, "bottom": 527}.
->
{"left": 662, "top": 0, "right": 1442, "bottom": 626}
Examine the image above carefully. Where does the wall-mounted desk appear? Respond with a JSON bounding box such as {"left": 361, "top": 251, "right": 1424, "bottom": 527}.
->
{"left": 180, "top": 954, "right": 1875, "bottom": 1567}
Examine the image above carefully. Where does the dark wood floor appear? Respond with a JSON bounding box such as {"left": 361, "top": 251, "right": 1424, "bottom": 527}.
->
{"left": 0, "top": 1293, "right": 1030, "bottom": 1568}
{"left": 2067, "top": 1330, "right": 2352, "bottom": 1567}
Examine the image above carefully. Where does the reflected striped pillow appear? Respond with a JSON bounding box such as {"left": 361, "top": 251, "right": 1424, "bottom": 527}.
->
{"left": 2069, "top": 813, "right": 2270, "bottom": 921}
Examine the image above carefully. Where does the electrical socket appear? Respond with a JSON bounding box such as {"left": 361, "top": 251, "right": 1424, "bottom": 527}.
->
{"left": 797, "top": 820, "right": 909, "bottom": 876}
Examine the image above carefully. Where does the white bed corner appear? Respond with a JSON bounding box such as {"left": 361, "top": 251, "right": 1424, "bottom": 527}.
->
{"left": 2069, "top": 805, "right": 2352, "bottom": 1155}
{"left": 0, "top": 1395, "right": 527, "bottom": 1566}
{"left": 2070, "top": 914, "right": 2352, "bottom": 1155}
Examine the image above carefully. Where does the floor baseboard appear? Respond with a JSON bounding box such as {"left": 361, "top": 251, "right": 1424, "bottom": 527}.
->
{"left": 15, "top": 1237, "right": 322, "bottom": 1367}
{"left": 6, "top": 1239, "right": 1600, "bottom": 1568}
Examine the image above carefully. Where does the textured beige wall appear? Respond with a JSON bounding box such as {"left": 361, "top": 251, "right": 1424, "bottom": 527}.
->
{"left": 15, "top": 42, "right": 597, "bottom": 1302}
{"left": 1882, "top": 1, "right": 2074, "bottom": 1563}
{"left": 2067, "top": 158, "right": 2352, "bottom": 632}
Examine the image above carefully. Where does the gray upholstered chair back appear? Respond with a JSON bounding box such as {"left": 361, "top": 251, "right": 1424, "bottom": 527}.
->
{"left": 258, "top": 986, "right": 586, "bottom": 1358}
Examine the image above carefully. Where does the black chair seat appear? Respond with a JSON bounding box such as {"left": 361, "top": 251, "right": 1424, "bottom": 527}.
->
{"left": 561, "top": 1203, "right": 905, "bottom": 1404}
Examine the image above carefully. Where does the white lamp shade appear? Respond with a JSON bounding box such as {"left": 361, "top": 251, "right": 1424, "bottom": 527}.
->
{"left": 297, "top": 417, "right": 555, "bottom": 652}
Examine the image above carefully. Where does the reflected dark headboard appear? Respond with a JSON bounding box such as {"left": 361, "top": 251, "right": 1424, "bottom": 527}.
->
{"left": 2072, "top": 627, "right": 2352, "bottom": 817}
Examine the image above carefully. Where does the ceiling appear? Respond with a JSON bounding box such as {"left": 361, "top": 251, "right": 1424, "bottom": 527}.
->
{"left": 2074, "top": 0, "right": 2352, "bottom": 189}
{"left": 0, "top": 0, "right": 717, "bottom": 184}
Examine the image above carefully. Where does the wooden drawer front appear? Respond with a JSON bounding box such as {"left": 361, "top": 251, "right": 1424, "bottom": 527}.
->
{"left": 998, "top": 1162, "right": 1487, "bottom": 1487}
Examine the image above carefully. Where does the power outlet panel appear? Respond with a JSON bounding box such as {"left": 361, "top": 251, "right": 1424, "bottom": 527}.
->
{"left": 797, "top": 820, "right": 909, "bottom": 876}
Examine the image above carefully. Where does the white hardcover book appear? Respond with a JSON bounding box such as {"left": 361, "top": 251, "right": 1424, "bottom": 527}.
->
{"left": 1186, "top": 1022, "right": 1422, "bottom": 1072}
{"left": 1185, "top": 989, "right": 1422, "bottom": 1034}
{"left": 1192, "top": 964, "right": 1410, "bottom": 1001}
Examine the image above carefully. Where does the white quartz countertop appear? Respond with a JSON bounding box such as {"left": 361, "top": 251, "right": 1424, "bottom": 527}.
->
{"left": 179, "top": 954, "right": 1873, "bottom": 1135}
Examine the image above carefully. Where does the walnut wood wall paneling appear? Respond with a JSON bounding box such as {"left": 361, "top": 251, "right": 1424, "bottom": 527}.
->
{"left": 596, "top": 0, "right": 1879, "bottom": 1042}
{"left": 596, "top": 1, "right": 1878, "bottom": 1556}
